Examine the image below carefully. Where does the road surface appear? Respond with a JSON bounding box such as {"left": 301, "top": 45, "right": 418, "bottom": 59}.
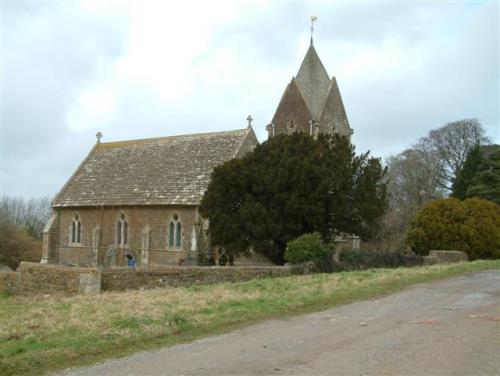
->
{"left": 60, "top": 270, "right": 500, "bottom": 376}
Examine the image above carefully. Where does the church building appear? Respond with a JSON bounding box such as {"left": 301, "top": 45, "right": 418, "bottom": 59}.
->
{"left": 41, "top": 35, "right": 351, "bottom": 268}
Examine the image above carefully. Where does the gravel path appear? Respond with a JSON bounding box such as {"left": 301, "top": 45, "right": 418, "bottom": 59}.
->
{"left": 59, "top": 270, "right": 500, "bottom": 376}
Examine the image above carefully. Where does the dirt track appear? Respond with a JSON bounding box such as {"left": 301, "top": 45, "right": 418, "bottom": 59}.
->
{"left": 60, "top": 270, "right": 500, "bottom": 376}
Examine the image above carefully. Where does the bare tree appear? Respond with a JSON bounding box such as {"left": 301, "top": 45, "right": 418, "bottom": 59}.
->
{"left": 0, "top": 196, "right": 51, "bottom": 239}
{"left": 386, "top": 146, "right": 443, "bottom": 213}
{"left": 0, "top": 198, "right": 47, "bottom": 268}
{"left": 425, "top": 119, "right": 489, "bottom": 190}
{"left": 374, "top": 119, "right": 489, "bottom": 251}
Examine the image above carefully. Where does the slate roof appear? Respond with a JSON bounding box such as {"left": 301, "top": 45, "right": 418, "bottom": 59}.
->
{"left": 271, "top": 78, "right": 312, "bottom": 134}
{"left": 53, "top": 127, "right": 258, "bottom": 208}
{"left": 295, "top": 44, "right": 331, "bottom": 120}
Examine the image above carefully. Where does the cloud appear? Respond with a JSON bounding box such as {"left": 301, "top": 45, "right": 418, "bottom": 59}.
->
{"left": 1, "top": 0, "right": 498, "bottom": 199}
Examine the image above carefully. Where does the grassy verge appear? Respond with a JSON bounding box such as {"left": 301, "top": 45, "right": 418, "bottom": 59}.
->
{"left": 1, "top": 260, "right": 499, "bottom": 375}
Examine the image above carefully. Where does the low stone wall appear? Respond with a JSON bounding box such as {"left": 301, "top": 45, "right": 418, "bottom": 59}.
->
{"left": 0, "top": 262, "right": 294, "bottom": 295}
{"left": 0, "top": 262, "right": 100, "bottom": 295}
{"left": 0, "top": 272, "right": 18, "bottom": 294}
{"left": 424, "top": 250, "right": 469, "bottom": 265}
{"left": 101, "top": 266, "right": 293, "bottom": 291}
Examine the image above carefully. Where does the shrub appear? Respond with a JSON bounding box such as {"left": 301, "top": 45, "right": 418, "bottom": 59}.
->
{"left": 285, "top": 233, "right": 330, "bottom": 265}
{"left": 463, "top": 198, "right": 500, "bottom": 259}
{"left": 406, "top": 198, "right": 500, "bottom": 259}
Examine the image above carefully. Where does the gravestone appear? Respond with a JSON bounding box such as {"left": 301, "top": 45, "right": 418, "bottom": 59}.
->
{"left": 79, "top": 271, "right": 101, "bottom": 295}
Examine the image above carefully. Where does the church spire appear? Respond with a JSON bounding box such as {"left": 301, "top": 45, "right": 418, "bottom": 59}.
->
{"left": 295, "top": 37, "right": 330, "bottom": 121}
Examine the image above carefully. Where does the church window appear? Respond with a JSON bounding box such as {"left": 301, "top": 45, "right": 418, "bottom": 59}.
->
{"left": 117, "top": 212, "right": 128, "bottom": 246}
{"left": 168, "top": 214, "right": 182, "bottom": 249}
{"left": 71, "top": 213, "right": 81, "bottom": 244}
{"left": 190, "top": 227, "right": 197, "bottom": 252}
{"left": 169, "top": 222, "right": 175, "bottom": 247}
{"left": 176, "top": 222, "right": 182, "bottom": 248}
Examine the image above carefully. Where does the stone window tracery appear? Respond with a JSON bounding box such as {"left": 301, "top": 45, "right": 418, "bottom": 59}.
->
{"left": 71, "top": 213, "right": 82, "bottom": 244}
{"left": 168, "top": 214, "right": 182, "bottom": 249}
{"left": 117, "top": 212, "right": 128, "bottom": 246}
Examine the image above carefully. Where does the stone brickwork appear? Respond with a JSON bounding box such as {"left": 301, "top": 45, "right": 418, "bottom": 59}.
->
{"left": 101, "top": 265, "right": 293, "bottom": 291}
{"left": 0, "top": 262, "right": 93, "bottom": 295}
{"left": 0, "top": 272, "right": 17, "bottom": 294}
{"left": 0, "top": 262, "right": 294, "bottom": 295}
{"left": 424, "top": 250, "right": 469, "bottom": 265}
{"left": 56, "top": 206, "right": 203, "bottom": 267}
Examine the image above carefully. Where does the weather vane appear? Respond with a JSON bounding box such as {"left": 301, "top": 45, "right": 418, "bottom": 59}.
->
{"left": 310, "top": 16, "right": 318, "bottom": 45}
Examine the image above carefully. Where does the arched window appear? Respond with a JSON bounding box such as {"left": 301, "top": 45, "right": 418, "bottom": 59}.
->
{"left": 169, "top": 222, "right": 175, "bottom": 247}
{"left": 117, "top": 212, "right": 128, "bottom": 246}
{"left": 168, "top": 214, "right": 182, "bottom": 249}
{"left": 71, "top": 213, "right": 81, "bottom": 244}
{"left": 191, "top": 227, "right": 197, "bottom": 252}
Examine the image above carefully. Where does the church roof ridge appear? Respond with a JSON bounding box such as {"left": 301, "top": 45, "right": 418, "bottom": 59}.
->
{"left": 98, "top": 128, "right": 250, "bottom": 150}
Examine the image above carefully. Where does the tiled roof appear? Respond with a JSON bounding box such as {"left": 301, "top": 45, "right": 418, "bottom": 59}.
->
{"left": 295, "top": 44, "right": 331, "bottom": 120}
{"left": 271, "top": 78, "right": 312, "bottom": 134}
{"left": 53, "top": 128, "right": 258, "bottom": 207}
{"left": 319, "top": 78, "right": 351, "bottom": 137}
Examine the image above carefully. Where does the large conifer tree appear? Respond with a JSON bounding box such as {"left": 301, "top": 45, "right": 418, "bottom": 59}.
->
{"left": 452, "top": 144, "right": 499, "bottom": 204}
{"left": 200, "top": 133, "right": 387, "bottom": 264}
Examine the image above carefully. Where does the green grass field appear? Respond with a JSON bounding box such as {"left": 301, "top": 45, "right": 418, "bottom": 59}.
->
{"left": 1, "top": 260, "right": 499, "bottom": 375}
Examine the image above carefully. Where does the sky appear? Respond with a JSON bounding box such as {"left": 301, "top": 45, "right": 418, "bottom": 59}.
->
{"left": 1, "top": 0, "right": 499, "bottom": 199}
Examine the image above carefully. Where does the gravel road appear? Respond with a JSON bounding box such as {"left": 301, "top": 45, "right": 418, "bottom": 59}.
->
{"left": 59, "top": 270, "right": 500, "bottom": 376}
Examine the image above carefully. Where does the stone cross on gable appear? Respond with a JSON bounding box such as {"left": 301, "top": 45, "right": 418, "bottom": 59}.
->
{"left": 246, "top": 115, "right": 253, "bottom": 127}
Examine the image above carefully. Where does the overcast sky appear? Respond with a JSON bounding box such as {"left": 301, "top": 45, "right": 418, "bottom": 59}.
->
{"left": 1, "top": 0, "right": 498, "bottom": 199}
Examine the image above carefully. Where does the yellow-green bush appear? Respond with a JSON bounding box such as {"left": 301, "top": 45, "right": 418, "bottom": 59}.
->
{"left": 407, "top": 198, "right": 500, "bottom": 259}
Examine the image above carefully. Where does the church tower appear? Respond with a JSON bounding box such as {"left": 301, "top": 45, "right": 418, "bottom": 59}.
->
{"left": 267, "top": 36, "right": 352, "bottom": 139}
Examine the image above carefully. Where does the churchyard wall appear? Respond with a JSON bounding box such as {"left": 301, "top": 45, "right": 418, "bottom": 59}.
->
{"left": 0, "top": 262, "right": 294, "bottom": 295}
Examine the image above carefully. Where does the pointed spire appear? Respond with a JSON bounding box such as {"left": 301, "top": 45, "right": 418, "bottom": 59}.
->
{"left": 295, "top": 44, "right": 330, "bottom": 121}
{"left": 271, "top": 78, "right": 312, "bottom": 136}
{"left": 319, "top": 77, "right": 351, "bottom": 137}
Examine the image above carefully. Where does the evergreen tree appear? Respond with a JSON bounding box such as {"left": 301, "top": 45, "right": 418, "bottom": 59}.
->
{"left": 200, "top": 133, "right": 387, "bottom": 264}
{"left": 452, "top": 145, "right": 482, "bottom": 200}
{"left": 452, "top": 145, "right": 500, "bottom": 204}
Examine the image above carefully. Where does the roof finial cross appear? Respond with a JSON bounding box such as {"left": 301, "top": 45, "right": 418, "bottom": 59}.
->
{"left": 246, "top": 114, "right": 253, "bottom": 127}
{"left": 310, "top": 16, "right": 318, "bottom": 45}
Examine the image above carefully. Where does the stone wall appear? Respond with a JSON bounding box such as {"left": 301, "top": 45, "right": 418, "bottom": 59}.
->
{"left": 0, "top": 262, "right": 294, "bottom": 295}
{"left": 55, "top": 206, "right": 204, "bottom": 268}
{"left": 0, "top": 262, "right": 94, "bottom": 295}
{"left": 0, "top": 272, "right": 17, "bottom": 294}
{"left": 101, "top": 265, "right": 293, "bottom": 291}
{"left": 424, "top": 250, "right": 469, "bottom": 265}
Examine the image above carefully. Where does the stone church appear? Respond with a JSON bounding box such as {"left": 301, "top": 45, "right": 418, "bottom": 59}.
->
{"left": 266, "top": 41, "right": 352, "bottom": 139}
{"left": 41, "top": 38, "right": 351, "bottom": 268}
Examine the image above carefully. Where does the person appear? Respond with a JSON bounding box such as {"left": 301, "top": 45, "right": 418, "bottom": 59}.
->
{"left": 126, "top": 253, "right": 136, "bottom": 268}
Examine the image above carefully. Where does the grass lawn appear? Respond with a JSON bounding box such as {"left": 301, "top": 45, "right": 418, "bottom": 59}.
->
{"left": 1, "top": 260, "right": 499, "bottom": 375}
